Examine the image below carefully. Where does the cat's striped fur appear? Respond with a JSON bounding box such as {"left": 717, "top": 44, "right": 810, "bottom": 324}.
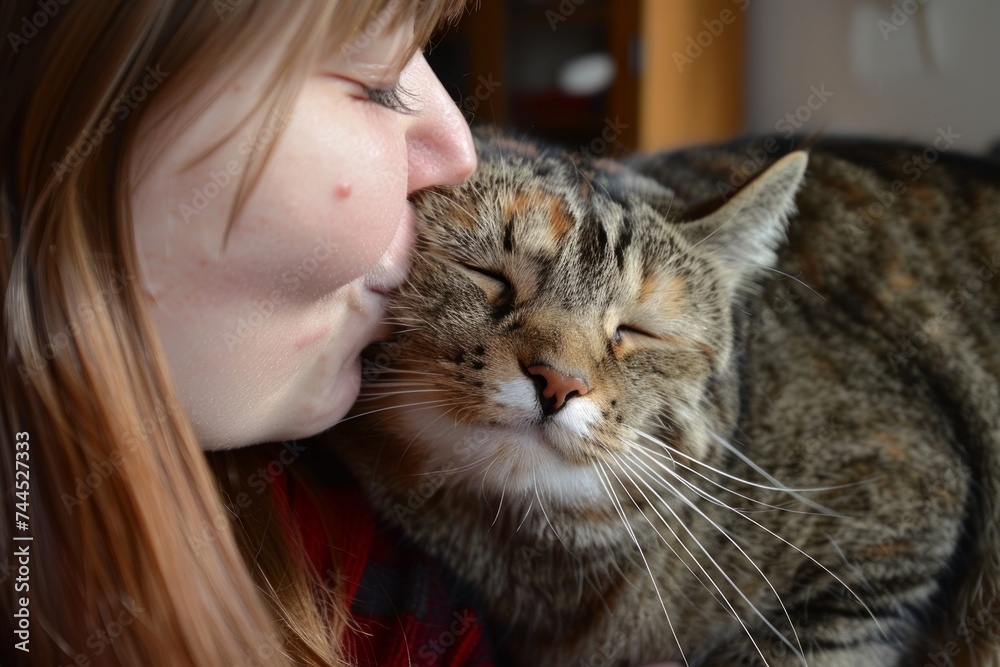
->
{"left": 330, "top": 131, "right": 1000, "bottom": 666}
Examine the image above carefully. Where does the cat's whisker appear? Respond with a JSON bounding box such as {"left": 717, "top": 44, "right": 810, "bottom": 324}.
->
{"left": 637, "top": 444, "right": 830, "bottom": 517}
{"left": 624, "top": 446, "right": 835, "bottom": 663}
{"left": 601, "top": 449, "right": 731, "bottom": 612}
{"left": 357, "top": 383, "right": 433, "bottom": 394}
{"left": 515, "top": 497, "right": 534, "bottom": 532}
{"left": 635, "top": 428, "right": 851, "bottom": 501}
{"left": 453, "top": 403, "right": 483, "bottom": 424}
{"left": 337, "top": 398, "right": 455, "bottom": 422}
{"left": 377, "top": 317, "right": 426, "bottom": 329}
{"left": 361, "top": 379, "right": 436, "bottom": 387}
{"left": 408, "top": 448, "right": 500, "bottom": 478}
{"left": 630, "top": 442, "right": 759, "bottom": 516}
{"left": 357, "top": 387, "right": 437, "bottom": 397}
{"left": 607, "top": 454, "right": 796, "bottom": 667}
{"left": 372, "top": 322, "right": 422, "bottom": 332}
{"left": 396, "top": 404, "right": 466, "bottom": 469}
{"left": 610, "top": 451, "right": 803, "bottom": 667}
{"left": 355, "top": 388, "right": 445, "bottom": 401}
{"left": 367, "top": 368, "right": 445, "bottom": 378}
{"left": 707, "top": 430, "right": 845, "bottom": 516}
{"left": 594, "top": 460, "right": 690, "bottom": 667}
{"left": 486, "top": 456, "right": 512, "bottom": 529}
{"left": 690, "top": 193, "right": 751, "bottom": 249}
{"left": 660, "top": 191, "right": 675, "bottom": 219}
{"left": 817, "top": 535, "right": 890, "bottom": 639}
{"left": 756, "top": 265, "right": 827, "bottom": 301}
{"left": 532, "top": 474, "right": 571, "bottom": 554}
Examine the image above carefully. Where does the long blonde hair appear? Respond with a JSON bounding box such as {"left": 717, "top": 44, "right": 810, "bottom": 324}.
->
{"left": 0, "top": 1, "right": 466, "bottom": 665}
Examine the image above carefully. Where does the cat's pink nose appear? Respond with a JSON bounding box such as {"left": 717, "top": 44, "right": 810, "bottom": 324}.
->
{"left": 526, "top": 364, "right": 590, "bottom": 414}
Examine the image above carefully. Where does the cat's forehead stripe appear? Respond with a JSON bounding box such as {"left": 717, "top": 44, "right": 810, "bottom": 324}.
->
{"left": 613, "top": 218, "right": 633, "bottom": 272}
{"left": 501, "top": 189, "right": 577, "bottom": 246}
{"left": 640, "top": 272, "right": 688, "bottom": 318}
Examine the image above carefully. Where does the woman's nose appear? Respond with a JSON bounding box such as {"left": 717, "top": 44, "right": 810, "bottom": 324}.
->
{"left": 401, "top": 53, "right": 478, "bottom": 193}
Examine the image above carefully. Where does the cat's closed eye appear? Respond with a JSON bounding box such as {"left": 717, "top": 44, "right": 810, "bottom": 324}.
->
{"left": 459, "top": 263, "right": 514, "bottom": 308}
{"left": 612, "top": 324, "right": 655, "bottom": 346}
{"left": 611, "top": 323, "right": 669, "bottom": 356}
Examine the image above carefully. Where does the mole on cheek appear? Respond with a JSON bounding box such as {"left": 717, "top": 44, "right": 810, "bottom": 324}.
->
{"left": 335, "top": 183, "right": 352, "bottom": 199}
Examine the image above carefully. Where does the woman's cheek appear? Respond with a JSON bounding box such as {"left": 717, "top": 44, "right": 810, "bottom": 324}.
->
{"left": 250, "top": 95, "right": 409, "bottom": 293}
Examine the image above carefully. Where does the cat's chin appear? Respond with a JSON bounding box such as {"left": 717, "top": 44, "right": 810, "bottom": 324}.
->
{"left": 394, "top": 404, "right": 624, "bottom": 507}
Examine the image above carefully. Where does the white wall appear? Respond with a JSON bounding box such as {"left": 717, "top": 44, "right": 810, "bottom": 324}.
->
{"left": 745, "top": 0, "right": 1000, "bottom": 152}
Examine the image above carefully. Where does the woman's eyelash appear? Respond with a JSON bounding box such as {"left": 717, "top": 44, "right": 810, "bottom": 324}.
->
{"left": 361, "top": 84, "right": 416, "bottom": 114}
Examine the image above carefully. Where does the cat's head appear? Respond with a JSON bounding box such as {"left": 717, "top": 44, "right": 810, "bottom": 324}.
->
{"left": 344, "top": 134, "right": 807, "bottom": 509}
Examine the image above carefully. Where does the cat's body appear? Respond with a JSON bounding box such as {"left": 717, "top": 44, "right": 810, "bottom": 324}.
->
{"left": 329, "top": 132, "right": 1000, "bottom": 666}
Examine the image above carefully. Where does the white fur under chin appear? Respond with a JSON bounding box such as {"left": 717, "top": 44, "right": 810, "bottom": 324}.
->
{"left": 396, "top": 402, "right": 611, "bottom": 506}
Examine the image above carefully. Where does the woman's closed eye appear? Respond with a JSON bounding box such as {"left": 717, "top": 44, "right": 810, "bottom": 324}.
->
{"left": 323, "top": 71, "right": 416, "bottom": 114}
{"left": 360, "top": 83, "right": 416, "bottom": 114}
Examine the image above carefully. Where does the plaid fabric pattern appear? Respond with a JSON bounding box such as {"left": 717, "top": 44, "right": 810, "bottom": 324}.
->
{"left": 274, "top": 465, "right": 495, "bottom": 667}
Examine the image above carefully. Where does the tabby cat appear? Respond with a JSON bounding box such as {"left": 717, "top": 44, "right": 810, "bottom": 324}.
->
{"left": 328, "top": 130, "right": 1000, "bottom": 666}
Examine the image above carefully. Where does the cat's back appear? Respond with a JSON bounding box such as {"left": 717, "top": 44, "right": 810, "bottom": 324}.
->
{"left": 632, "top": 136, "right": 1000, "bottom": 666}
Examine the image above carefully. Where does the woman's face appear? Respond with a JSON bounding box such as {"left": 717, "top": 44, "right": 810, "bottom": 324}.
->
{"left": 131, "top": 17, "right": 476, "bottom": 449}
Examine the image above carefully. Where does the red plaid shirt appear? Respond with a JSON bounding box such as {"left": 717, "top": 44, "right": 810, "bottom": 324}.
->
{"left": 273, "top": 466, "right": 496, "bottom": 667}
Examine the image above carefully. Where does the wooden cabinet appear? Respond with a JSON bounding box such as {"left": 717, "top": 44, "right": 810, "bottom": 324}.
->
{"left": 427, "top": 0, "right": 745, "bottom": 154}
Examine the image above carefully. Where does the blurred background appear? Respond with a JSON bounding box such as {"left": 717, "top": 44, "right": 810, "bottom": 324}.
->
{"left": 426, "top": 0, "right": 1000, "bottom": 157}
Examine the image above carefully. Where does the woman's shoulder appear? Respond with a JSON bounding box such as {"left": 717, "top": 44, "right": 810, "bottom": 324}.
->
{"left": 276, "top": 444, "right": 497, "bottom": 667}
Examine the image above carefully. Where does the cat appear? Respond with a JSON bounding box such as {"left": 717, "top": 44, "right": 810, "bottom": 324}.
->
{"left": 326, "top": 129, "right": 1000, "bottom": 667}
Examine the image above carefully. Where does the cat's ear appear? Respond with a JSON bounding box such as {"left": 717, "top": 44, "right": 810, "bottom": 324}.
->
{"left": 678, "top": 151, "right": 808, "bottom": 287}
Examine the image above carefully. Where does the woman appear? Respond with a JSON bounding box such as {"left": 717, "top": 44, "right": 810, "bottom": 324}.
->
{"left": 0, "top": 1, "right": 481, "bottom": 664}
